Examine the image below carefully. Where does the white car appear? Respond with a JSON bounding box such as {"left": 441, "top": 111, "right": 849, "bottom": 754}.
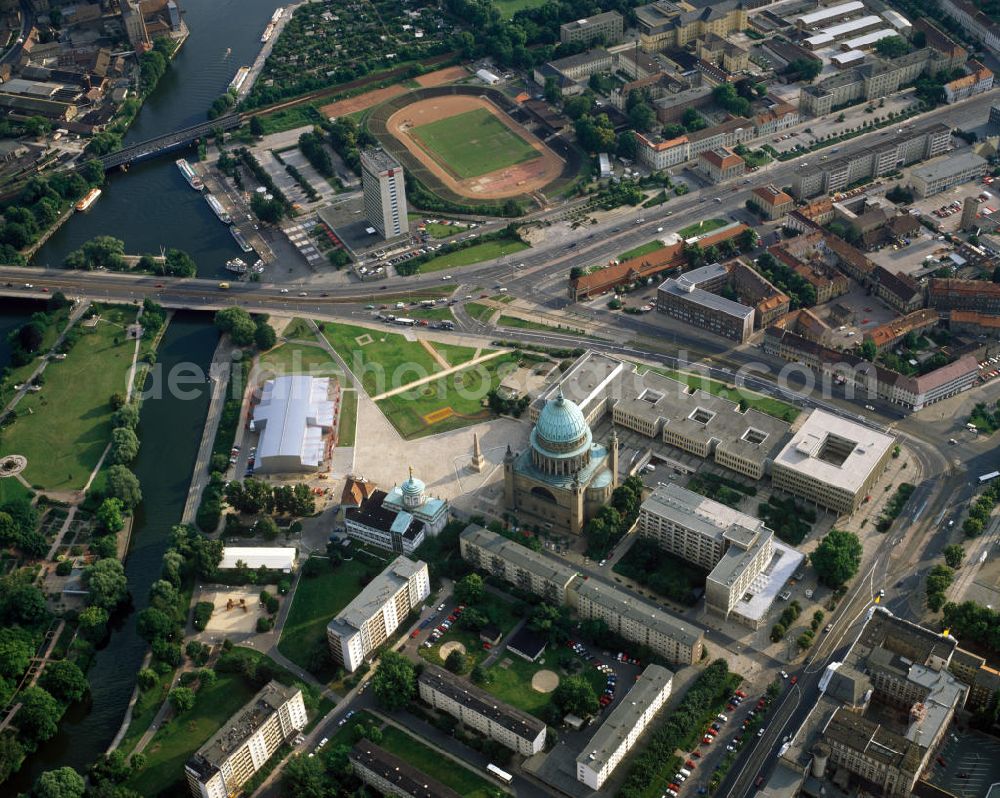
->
{"left": 780, "top": 670, "right": 788, "bottom": 679}
{"left": 280, "top": 288, "right": 289, "bottom": 293}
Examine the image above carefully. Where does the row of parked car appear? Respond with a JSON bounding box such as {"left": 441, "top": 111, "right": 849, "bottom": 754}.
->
{"left": 419, "top": 603, "right": 465, "bottom": 647}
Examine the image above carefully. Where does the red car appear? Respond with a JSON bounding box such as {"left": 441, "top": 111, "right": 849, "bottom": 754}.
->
{"left": 685, "top": 760, "right": 696, "bottom": 770}
{"left": 735, "top": 690, "right": 747, "bottom": 698}
{"left": 482, "top": 642, "right": 492, "bottom": 650}
{"left": 690, "top": 751, "right": 701, "bottom": 759}
{"left": 790, "top": 675, "right": 798, "bottom": 685}
{"left": 756, "top": 776, "right": 765, "bottom": 787}
{"left": 702, "top": 736, "right": 713, "bottom": 744}
{"left": 668, "top": 784, "right": 680, "bottom": 792}
{"left": 410, "top": 629, "right": 419, "bottom": 638}
{"left": 706, "top": 729, "right": 717, "bottom": 737}
{"left": 155, "top": 283, "right": 164, "bottom": 288}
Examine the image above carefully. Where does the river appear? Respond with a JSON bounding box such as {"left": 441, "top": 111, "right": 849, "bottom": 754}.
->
{"left": 8, "top": 312, "right": 219, "bottom": 791}
{"left": 34, "top": 0, "right": 287, "bottom": 278}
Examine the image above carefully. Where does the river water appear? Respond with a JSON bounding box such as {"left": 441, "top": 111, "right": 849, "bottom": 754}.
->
{"left": 34, "top": 0, "right": 287, "bottom": 277}
{"left": 7, "top": 0, "right": 287, "bottom": 785}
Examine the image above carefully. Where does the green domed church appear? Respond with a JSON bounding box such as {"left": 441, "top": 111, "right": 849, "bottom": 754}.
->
{"left": 504, "top": 389, "right": 618, "bottom": 535}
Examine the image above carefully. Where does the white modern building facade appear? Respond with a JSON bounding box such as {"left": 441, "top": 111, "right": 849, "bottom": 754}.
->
{"left": 251, "top": 375, "right": 334, "bottom": 473}
{"left": 326, "top": 556, "right": 430, "bottom": 671}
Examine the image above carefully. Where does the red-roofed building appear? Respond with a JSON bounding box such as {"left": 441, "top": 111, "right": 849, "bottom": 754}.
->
{"left": 698, "top": 146, "right": 745, "bottom": 183}
{"left": 568, "top": 242, "right": 686, "bottom": 301}
{"left": 748, "top": 184, "right": 794, "bottom": 221}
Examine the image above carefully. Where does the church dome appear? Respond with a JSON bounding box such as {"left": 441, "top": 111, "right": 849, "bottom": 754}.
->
{"left": 400, "top": 467, "right": 425, "bottom": 508}
{"left": 534, "top": 390, "right": 590, "bottom": 450}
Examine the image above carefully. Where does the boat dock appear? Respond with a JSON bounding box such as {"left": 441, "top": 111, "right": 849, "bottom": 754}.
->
{"left": 235, "top": 0, "right": 303, "bottom": 100}
{"left": 199, "top": 165, "right": 274, "bottom": 264}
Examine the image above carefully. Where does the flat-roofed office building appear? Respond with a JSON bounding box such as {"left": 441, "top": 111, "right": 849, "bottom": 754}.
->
{"left": 576, "top": 665, "right": 674, "bottom": 789}
{"left": 657, "top": 266, "right": 756, "bottom": 343}
{"left": 459, "top": 523, "right": 578, "bottom": 604}
{"left": 770, "top": 409, "right": 895, "bottom": 514}
{"left": 560, "top": 11, "right": 623, "bottom": 45}
{"left": 185, "top": 681, "right": 307, "bottom": 798}
{"left": 326, "top": 556, "right": 430, "bottom": 671}
{"left": 418, "top": 664, "right": 546, "bottom": 755}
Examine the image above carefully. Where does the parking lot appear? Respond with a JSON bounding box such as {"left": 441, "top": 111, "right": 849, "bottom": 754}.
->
{"left": 902, "top": 175, "right": 997, "bottom": 236}
{"left": 927, "top": 728, "right": 1000, "bottom": 798}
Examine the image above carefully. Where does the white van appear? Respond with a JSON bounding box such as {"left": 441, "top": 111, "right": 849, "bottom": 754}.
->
{"left": 679, "top": 768, "right": 692, "bottom": 778}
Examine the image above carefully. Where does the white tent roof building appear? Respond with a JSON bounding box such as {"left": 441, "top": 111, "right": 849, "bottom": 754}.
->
{"left": 220, "top": 547, "right": 297, "bottom": 572}
{"left": 251, "top": 376, "right": 334, "bottom": 473}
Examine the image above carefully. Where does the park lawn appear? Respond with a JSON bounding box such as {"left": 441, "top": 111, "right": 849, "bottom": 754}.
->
{"left": 328, "top": 709, "right": 378, "bottom": 748}
{"left": 253, "top": 105, "right": 320, "bottom": 135}
{"left": 119, "top": 667, "right": 173, "bottom": 756}
{"left": 463, "top": 303, "right": 494, "bottom": 323}
{"left": 484, "top": 655, "right": 552, "bottom": 715}
{"left": 126, "top": 672, "right": 258, "bottom": 797}
{"left": 619, "top": 240, "right": 664, "bottom": 260}
{"left": 491, "top": 0, "right": 548, "bottom": 17}
{"left": 379, "top": 726, "right": 498, "bottom": 798}
{"left": 411, "top": 108, "right": 539, "bottom": 179}
{"left": 338, "top": 390, "right": 357, "bottom": 446}
{"left": 282, "top": 317, "right": 314, "bottom": 339}
{"left": 498, "top": 315, "right": 585, "bottom": 336}
{"left": 418, "top": 238, "right": 529, "bottom": 274}
{"left": 429, "top": 341, "right": 480, "bottom": 367}
{"left": 0, "top": 478, "right": 33, "bottom": 505}
{"left": 375, "top": 353, "right": 518, "bottom": 439}
{"left": 0, "top": 306, "right": 73, "bottom": 405}
{"left": 320, "top": 321, "right": 442, "bottom": 396}
{"left": 277, "top": 558, "right": 375, "bottom": 674}
{"left": 637, "top": 364, "right": 800, "bottom": 423}
{"left": 409, "top": 306, "right": 454, "bottom": 321}
{"left": 258, "top": 342, "right": 341, "bottom": 379}
{"left": 2, "top": 307, "right": 137, "bottom": 491}
{"left": 424, "top": 222, "right": 467, "bottom": 239}
{"left": 677, "top": 218, "right": 728, "bottom": 239}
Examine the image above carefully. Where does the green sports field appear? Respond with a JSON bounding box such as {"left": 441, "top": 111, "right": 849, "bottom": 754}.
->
{"left": 410, "top": 108, "right": 539, "bottom": 179}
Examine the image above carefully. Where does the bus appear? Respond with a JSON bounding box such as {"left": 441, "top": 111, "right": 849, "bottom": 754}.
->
{"left": 979, "top": 471, "right": 1000, "bottom": 484}
{"left": 486, "top": 764, "right": 513, "bottom": 784}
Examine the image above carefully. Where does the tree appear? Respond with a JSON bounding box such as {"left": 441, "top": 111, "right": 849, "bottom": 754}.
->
{"left": 371, "top": 651, "right": 416, "bottom": 710}
{"left": 291, "top": 483, "right": 316, "bottom": 516}
{"left": 18, "top": 321, "right": 44, "bottom": 353}
{"left": 281, "top": 754, "right": 329, "bottom": 798}
{"left": 105, "top": 465, "right": 142, "bottom": 509}
{"left": 256, "top": 515, "right": 279, "bottom": 540}
{"left": 225, "top": 479, "right": 273, "bottom": 515}
{"left": 163, "top": 249, "right": 197, "bottom": 278}
{"left": 926, "top": 564, "right": 954, "bottom": 612}
{"left": 39, "top": 660, "right": 88, "bottom": 704}
{"left": 553, "top": 674, "right": 599, "bottom": 717}
{"left": 96, "top": 498, "right": 125, "bottom": 534}
{"left": 254, "top": 320, "right": 277, "bottom": 351}
{"left": 454, "top": 573, "right": 484, "bottom": 605}
{"left": 874, "top": 36, "right": 910, "bottom": 58}
{"left": 457, "top": 607, "right": 488, "bottom": 631}
{"left": 77, "top": 606, "right": 109, "bottom": 643}
{"left": 249, "top": 116, "right": 264, "bottom": 137}
{"left": 84, "top": 558, "right": 128, "bottom": 610}
{"left": 18, "top": 686, "right": 60, "bottom": 743}
{"left": 616, "top": 130, "right": 637, "bottom": 159}
{"left": 34, "top": 766, "right": 86, "bottom": 798}
{"left": 111, "top": 403, "right": 140, "bottom": 430}
{"left": 0, "top": 732, "right": 24, "bottom": 785}
{"left": 543, "top": 76, "right": 560, "bottom": 104}
{"left": 944, "top": 544, "right": 965, "bottom": 569}
{"left": 0, "top": 579, "right": 48, "bottom": 625}
{"left": 137, "top": 607, "right": 175, "bottom": 643}
{"left": 250, "top": 193, "right": 284, "bottom": 224}
{"left": 563, "top": 94, "right": 593, "bottom": 120}
{"left": 168, "top": 686, "right": 196, "bottom": 713}
{"left": 785, "top": 58, "right": 822, "bottom": 82}
{"left": 859, "top": 340, "right": 877, "bottom": 361}
{"left": 445, "top": 649, "right": 467, "bottom": 673}
{"left": 109, "top": 427, "right": 140, "bottom": 465}
{"left": 64, "top": 236, "right": 126, "bottom": 271}
{"left": 810, "top": 530, "right": 863, "bottom": 587}
{"left": 0, "top": 629, "right": 32, "bottom": 677}
{"left": 627, "top": 101, "right": 656, "bottom": 133}
{"left": 214, "top": 307, "right": 256, "bottom": 346}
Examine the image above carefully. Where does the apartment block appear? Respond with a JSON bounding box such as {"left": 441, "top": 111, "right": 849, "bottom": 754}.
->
{"left": 350, "top": 742, "right": 461, "bottom": 798}
{"left": 871, "top": 266, "right": 922, "bottom": 314}
{"left": 326, "top": 556, "right": 430, "bottom": 671}
{"left": 185, "top": 682, "right": 307, "bottom": 798}
{"left": 696, "top": 32, "right": 749, "bottom": 72}
{"left": 635, "top": 132, "right": 691, "bottom": 170}
{"left": 459, "top": 523, "right": 578, "bottom": 605}
{"left": 568, "top": 577, "right": 704, "bottom": 664}
{"left": 863, "top": 309, "right": 939, "bottom": 352}
{"left": 770, "top": 409, "right": 895, "bottom": 514}
{"left": 943, "top": 60, "right": 993, "bottom": 103}
{"left": 560, "top": 11, "right": 623, "bottom": 46}
{"left": 576, "top": 665, "right": 673, "bottom": 789}
{"left": 361, "top": 149, "right": 407, "bottom": 241}
{"left": 940, "top": 0, "right": 1000, "bottom": 58}
{"left": 418, "top": 664, "right": 546, "bottom": 755}
{"left": 910, "top": 152, "right": 988, "bottom": 198}
{"left": 728, "top": 258, "right": 790, "bottom": 328}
